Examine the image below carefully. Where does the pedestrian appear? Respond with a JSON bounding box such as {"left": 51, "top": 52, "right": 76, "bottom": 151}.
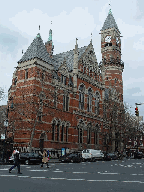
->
{"left": 9, "top": 149, "right": 22, "bottom": 174}
{"left": 40, "top": 149, "right": 49, "bottom": 168}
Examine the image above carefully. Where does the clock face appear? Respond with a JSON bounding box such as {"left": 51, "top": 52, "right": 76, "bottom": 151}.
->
{"left": 105, "top": 36, "right": 111, "bottom": 43}
{"left": 116, "top": 37, "right": 119, "bottom": 44}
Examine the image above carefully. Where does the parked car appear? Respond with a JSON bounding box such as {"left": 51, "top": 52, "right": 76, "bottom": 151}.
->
{"left": 59, "top": 153, "right": 82, "bottom": 163}
{"left": 103, "top": 153, "right": 118, "bottom": 161}
{"left": 134, "top": 152, "right": 143, "bottom": 159}
{"left": 103, "top": 153, "right": 111, "bottom": 161}
{"left": 82, "top": 149, "right": 104, "bottom": 161}
{"left": 109, "top": 153, "right": 118, "bottom": 160}
{"left": 9, "top": 152, "right": 43, "bottom": 165}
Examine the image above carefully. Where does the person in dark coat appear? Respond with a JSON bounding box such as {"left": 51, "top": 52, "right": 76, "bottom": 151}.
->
{"left": 9, "top": 150, "right": 22, "bottom": 174}
{"left": 39, "top": 149, "right": 49, "bottom": 168}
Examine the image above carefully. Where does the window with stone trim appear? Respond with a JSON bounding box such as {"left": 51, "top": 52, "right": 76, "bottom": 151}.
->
{"left": 87, "top": 88, "right": 92, "bottom": 112}
{"left": 63, "top": 95, "right": 69, "bottom": 111}
{"left": 79, "top": 128, "right": 83, "bottom": 144}
{"left": 79, "top": 84, "right": 85, "bottom": 110}
{"left": 87, "top": 124, "right": 91, "bottom": 144}
{"left": 95, "top": 92, "right": 100, "bottom": 115}
{"left": 61, "top": 124, "right": 64, "bottom": 142}
{"left": 94, "top": 131, "right": 98, "bottom": 145}
{"left": 66, "top": 125, "right": 69, "bottom": 142}
{"left": 57, "top": 123, "right": 60, "bottom": 141}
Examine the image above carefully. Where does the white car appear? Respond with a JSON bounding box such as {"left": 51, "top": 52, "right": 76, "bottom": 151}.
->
{"left": 82, "top": 149, "right": 104, "bottom": 161}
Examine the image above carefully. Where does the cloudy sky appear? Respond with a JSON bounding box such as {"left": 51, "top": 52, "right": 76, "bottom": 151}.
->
{"left": 0, "top": 0, "right": 144, "bottom": 118}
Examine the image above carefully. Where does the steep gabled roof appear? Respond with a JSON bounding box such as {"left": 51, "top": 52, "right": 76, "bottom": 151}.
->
{"left": 101, "top": 9, "right": 120, "bottom": 32}
{"left": 18, "top": 33, "right": 54, "bottom": 64}
{"left": 53, "top": 46, "right": 88, "bottom": 71}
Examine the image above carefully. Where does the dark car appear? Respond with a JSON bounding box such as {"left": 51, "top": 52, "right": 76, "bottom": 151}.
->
{"left": 104, "top": 153, "right": 118, "bottom": 161}
{"left": 103, "top": 153, "right": 111, "bottom": 161}
{"left": 134, "top": 152, "right": 143, "bottom": 159}
{"left": 59, "top": 153, "right": 82, "bottom": 163}
{"left": 9, "top": 152, "right": 43, "bottom": 165}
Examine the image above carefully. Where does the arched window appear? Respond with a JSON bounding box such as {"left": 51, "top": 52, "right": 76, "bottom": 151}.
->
{"left": 57, "top": 122, "right": 60, "bottom": 141}
{"left": 66, "top": 125, "right": 69, "bottom": 142}
{"left": 63, "top": 94, "right": 69, "bottom": 111}
{"left": 94, "top": 124, "right": 99, "bottom": 145}
{"left": 87, "top": 88, "right": 92, "bottom": 112}
{"left": 95, "top": 92, "right": 100, "bottom": 115}
{"left": 79, "top": 84, "right": 85, "bottom": 110}
{"left": 78, "top": 128, "right": 83, "bottom": 144}
{"left": 61, "top": 124, "right": 64, "bottom": 142}
{"left": 52, "top": 121, "right": 56, "bottom": 141}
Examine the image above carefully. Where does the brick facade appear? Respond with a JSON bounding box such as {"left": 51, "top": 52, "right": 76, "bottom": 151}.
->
{"left": 7, "top": 10, "right": 125, "bottom": 156}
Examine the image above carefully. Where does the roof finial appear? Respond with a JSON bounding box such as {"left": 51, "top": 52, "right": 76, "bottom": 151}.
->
{"left": 39, "top": 25, "right": 40, "bottom": 30}
{"left": 22, "top": 50, "right": 23, "bottom": 54}
{"left": 51, "top": 21, "right": 52, "bottom": 25}
{"left": 108, "top": 0, "right": 112, "bottom": 14}
{"left": 76, "top": 38, "right": 78, "bottom": 45}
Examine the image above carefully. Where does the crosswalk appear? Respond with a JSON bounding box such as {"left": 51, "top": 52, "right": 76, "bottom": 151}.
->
{"left": 0, "top": 162, "right": 144, "bottom": 184}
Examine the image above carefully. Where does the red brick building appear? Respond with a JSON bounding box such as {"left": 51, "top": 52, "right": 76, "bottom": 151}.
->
{"left": 7, "top": 9, "right": 124, "bottom": 156}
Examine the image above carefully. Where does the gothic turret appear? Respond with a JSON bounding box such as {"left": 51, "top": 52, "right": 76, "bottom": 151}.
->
{"left": 45, "top": 29, "right": 54, "bottom": 58}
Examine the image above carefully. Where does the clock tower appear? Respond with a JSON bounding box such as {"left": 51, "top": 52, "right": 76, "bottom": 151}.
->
{"left": 100, "top": 9, "right": 124, "bottom": 102}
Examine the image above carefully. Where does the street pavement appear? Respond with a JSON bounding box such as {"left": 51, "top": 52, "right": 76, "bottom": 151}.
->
{"left": 0, "top": 158, "right": 144, "bottom": 192}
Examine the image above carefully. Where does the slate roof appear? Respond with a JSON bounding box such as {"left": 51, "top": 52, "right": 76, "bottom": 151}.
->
{"left": 17, "top": 33, "right": 54, "bottom": 64}
{"left": 101, "top": 9, "right": 120, "bottom": 32}
{"left": 53, "top": 46, "right": 88, "bottom": 71}
{"left": 18, "top": 33, "right": 88, "bottom": 71}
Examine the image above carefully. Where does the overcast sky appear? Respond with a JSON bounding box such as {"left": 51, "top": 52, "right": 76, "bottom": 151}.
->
{"left": 0, "top": 0, "right": 144, "bottom": 118}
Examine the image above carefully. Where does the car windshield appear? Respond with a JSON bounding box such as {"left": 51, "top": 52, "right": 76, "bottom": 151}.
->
{"left": 83, "top": 149, "right": 89, "bottom": 153}
{"left": 68, "top": 154, "right": 75, "bottom": 157}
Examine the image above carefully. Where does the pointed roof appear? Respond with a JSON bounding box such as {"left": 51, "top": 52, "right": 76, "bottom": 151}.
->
{"left": 101, "top": 9, "right": 120, "bottom": 32}
{"left": 18, "top": 33, "right": 53, "bottom": 64}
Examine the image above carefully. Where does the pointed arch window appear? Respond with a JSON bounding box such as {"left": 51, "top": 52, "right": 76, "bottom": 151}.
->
{"left": 87, "top": 88, "right": 92, "bottom": 112}
{"left": 61, "top": 124, "right": 64, "bottom": 142}
{"left": 94, "top": 125, "right": 99, "bottom": 145}
{"left": 78, "top": 128, "right": 83, "bottom": 144}
{"left": 95, "top": 92, "right": 100, "bottom": 115}
{"left": 63, "top": 94, "right": 69, "bottom": 111}
{"left": 79, "top": 84, "right": 85, "bottom": 110}
{"left": 66, "top": 125, "right": 69, "bottom": 142}
{"left": 57, "top": 122, "right": 60, "bottom": 141}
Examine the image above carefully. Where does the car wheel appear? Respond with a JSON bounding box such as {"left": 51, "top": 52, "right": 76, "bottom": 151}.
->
{"left": 25, "top": 160, "right": 29, "bottom": 165}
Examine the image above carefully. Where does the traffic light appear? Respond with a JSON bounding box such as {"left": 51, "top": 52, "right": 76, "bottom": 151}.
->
{"left": 135, "top": 106, "right": 139, "bottom": 116}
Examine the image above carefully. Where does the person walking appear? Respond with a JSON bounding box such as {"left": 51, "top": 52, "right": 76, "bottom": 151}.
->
{"left": 9, "top": 149, "right": 22, "bottom": 174}
{"left": 40, "top": 149, "right": 49, "bottom": 168}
